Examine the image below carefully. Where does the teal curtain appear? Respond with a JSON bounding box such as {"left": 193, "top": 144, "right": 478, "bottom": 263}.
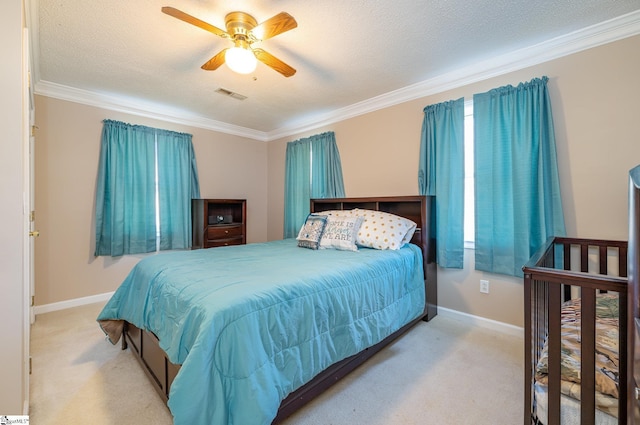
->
{"left": 284, "top": 131, "right": 345, "bottom": 238}
{"left": 309, "top": 132, "right": 345, "bottom": 199}
{"left": 157, "top": 130, "right": 201, "bottom": 251}
{"left": 418, "top": 98, "right": 465, "bottom": 268}
{"left": 474, "top": 76, "right": 565, "bottom": 277}
{"left": 95, "top": 120, "right": 200, "bottom": 256}
{"left": 284, "top": 140, "right": 311, "bottom": 238}
{"left": 95, "top": 121, "right": 156, "bottom": 256}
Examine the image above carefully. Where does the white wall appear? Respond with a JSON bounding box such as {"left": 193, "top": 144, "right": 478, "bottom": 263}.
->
{"left": 0, "top": 0, "right": 27, "bottom": 414}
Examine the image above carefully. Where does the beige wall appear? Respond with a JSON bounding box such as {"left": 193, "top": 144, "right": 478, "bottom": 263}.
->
{"left": 267, "top": 35, "right": 640, "bottom": 327}
{"left": 33, "top": 35, "right": 640, "bottom": 327}
{"left": 34, "top": 97, "right": 268, "bottom": 306}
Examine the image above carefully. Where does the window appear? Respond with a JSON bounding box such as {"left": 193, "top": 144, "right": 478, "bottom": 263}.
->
{"left": 418, "top": 98, "right": 465, "bottom": 268}
{"left": 473, "top": 77, "right": 565, "bottom": 276}
{"left": 420, "top": 77, "right": 565, "bottom": 276}
{"left": 463, "top": 100, "right": 475, "bottom": 247}
{"left": 94, "top": 120, "right": 201, "bottom": 256}
{"left": 283, "top": 131, "right": 345, "bottom": 238}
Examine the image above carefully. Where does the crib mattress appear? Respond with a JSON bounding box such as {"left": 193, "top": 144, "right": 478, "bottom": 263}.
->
{"left": 534, "top": 381, "right": 617, "bottom": 425}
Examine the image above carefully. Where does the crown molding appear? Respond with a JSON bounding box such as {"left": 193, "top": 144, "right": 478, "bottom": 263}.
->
{"left": 30, "top": 8, "right": 640, "bottom": 142}
{"left": 266, "top": 9, "right": 640, "bottom": 141}
{"left": 34, "top": 80, "right": 269, "bottom": 141}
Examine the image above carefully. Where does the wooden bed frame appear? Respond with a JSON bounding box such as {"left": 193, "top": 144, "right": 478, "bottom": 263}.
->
{"left": 523, "top": 166, "right": 640, "bottom": 425}
{"left": 120, "top": 195, "right": 437, "bottom": 423}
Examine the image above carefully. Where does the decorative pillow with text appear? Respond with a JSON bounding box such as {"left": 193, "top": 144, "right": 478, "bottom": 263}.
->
{"left": 319, "top": 215, "right": 364, "bottom": 251}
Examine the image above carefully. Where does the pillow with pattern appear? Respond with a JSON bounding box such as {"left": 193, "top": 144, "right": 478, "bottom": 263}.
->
{"left": 296, "top": 214, "right": 328, "bottom": 250}
{"left": 319, "top": 215, "right": 364, "bottom": 251}
{"left": 352, "top": 209, "right": 417, "bottom": 250}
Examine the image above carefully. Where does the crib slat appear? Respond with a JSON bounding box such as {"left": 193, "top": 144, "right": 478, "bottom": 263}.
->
{"left": 599, "top": 246, "right": 607, "bottom": 275}
{"left": 563, "top": 243, "right": 572, "bottom": 301}
{"left": 548, "top": 282, "right": 562, "bottom": 425}
{"left": 619, "top": 245, "right": 628, "bottom": 278}
{"left": 581, "top": 245, "right": 589, "bottom": 273}
{"left": 563, "top": 242, "right": 571, "bottom": 270}
{"left": 524, "top": 273, "right": 533, "bottom": 425}
{"left": 617, "top": 289, "right": 628, "bottom": 425}
{"left": 580, "top": 287, "right": 596, "bottom": 425}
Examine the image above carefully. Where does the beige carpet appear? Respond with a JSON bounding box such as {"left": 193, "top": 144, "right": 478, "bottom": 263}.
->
{"left": 30, "top": 302, "right": 523, "bottom": 424}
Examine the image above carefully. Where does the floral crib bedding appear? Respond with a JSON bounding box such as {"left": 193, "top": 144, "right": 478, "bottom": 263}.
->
{"left": 535, "top": 293, "right": 620, "bottom": 417}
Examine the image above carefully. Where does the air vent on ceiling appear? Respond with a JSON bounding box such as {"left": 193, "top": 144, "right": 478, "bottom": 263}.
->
{"left": 215, "top": 88, "right": 247, "bottom": 101}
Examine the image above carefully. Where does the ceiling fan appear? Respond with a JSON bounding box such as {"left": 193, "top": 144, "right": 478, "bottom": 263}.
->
{"left": 161, "top": 6, "right": 297, "bottom": 77}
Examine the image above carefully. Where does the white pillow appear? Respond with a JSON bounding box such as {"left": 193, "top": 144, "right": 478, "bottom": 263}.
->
{"left": 319, "top": 215, "right": 364, "bottom": 251}
{"left": 351, "top": 209, "right": 417, "bottom": 250}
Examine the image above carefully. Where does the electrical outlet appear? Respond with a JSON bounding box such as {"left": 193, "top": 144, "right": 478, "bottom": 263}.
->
{"left": 480, "top": 279, "right": 490, "bottom": 294}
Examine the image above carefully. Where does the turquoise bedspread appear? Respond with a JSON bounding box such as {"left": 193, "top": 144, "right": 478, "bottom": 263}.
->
{"left": 97, "top": 239, "right": 425, "bottom": 425}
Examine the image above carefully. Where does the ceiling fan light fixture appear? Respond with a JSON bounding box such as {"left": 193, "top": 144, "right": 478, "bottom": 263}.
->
{"left": 225, "top": 47, "right": 257, "bottom": 74}
{"left": 162, "top": 7, "right": 297, "bottom": 77}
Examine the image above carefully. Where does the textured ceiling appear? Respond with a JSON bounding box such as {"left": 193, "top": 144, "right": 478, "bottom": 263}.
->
{"left": 31, "top": 0, "right": 640, "bottom": 139}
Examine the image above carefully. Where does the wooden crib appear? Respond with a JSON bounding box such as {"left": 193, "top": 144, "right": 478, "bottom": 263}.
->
{"left": 524, "top": 237, "right": 629, "bottom": 424}
{"left": 523, "top": 166, "right": 640, "bottom": 425}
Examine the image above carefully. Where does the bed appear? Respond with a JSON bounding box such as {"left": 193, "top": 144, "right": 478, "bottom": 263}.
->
{"left": 97, "top": 195, "right": 437, "bottom": 425}
{"left": 523, "top": 165, "right": 640, "bottom": 425}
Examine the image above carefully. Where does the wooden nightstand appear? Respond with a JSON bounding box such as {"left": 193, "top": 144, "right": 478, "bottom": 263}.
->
{"left": 191, "top": 199, "right": 246, "bottom": 249}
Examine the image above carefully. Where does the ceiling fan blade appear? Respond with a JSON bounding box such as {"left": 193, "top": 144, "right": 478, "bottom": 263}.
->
{"left": 161, "top": 6, "right": 229, "bottom": 39}
{"left": 250, "top": 12, "right": 297, "bottom": 41}
{"left": 253, "top": 48, "right": 296, "bottom": 77}
{"left": 201, "top": 49, "right": 228, "bottom": 71}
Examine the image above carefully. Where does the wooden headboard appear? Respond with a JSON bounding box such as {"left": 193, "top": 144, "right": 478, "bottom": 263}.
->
{"left": 310, "top": 195, "right": 437, "bottom": 321}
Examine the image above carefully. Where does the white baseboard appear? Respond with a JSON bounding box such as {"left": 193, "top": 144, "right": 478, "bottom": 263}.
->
{"left": 34, "top": 291, "right": 114, "bottom": 315}
{"left": 437, "top": 306, "right": 524, "bottom": 338}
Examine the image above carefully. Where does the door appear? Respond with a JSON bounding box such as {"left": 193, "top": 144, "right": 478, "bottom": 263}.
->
{"left": 27, "top": 84, "right": 36, "bottom": 324}
{"left": 22, "top": 26, "right": 36, "bottom": 413}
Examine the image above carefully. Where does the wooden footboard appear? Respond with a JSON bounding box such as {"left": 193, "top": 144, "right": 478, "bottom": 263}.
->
{"left": 523, "top": 237, "right": 629, "bottom": 425}
{"left": 122, "top": 322, "right": 180, "bottom": 403}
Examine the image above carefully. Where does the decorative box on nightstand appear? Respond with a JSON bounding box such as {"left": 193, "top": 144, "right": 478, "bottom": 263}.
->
{"left": 191, "top": 199, "right": 246, "bottom": 249}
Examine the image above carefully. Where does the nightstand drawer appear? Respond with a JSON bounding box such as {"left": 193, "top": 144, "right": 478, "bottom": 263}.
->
{"left": 207, "top": 238, "right": 243, "bottom": 248}
{"left": 207, "top": 225, "right": 243, "bottom": 240}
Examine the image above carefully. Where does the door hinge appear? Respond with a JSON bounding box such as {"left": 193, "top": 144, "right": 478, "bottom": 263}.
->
{"left": 31, "top": 296, "right": 34, "bottom": 307}
{"left": 30, "top": 210, "right": 35, "bottom": 222}
{"left": 29, "top": 357, "right": 32, "bottom": 375}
